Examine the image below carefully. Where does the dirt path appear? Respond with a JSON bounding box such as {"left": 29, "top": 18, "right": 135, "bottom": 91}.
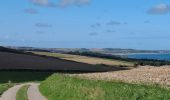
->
{"left": 0, "top": 84, "right": 25, "bottom": 100}
{"left": 27, "top": 83, "right": 47, "bottom": 100}
{"left": 0, "top": 83, "right": 46, "bottom": 100}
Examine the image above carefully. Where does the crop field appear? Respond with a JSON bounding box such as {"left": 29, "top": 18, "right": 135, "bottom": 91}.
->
{"left": 1, "top": 48, "right": 170, "bottom": 100}
{"left": 33, "top": 52, "right": 135, "bottom": 67}
{"left": 0, "top": 51, "right": 116, "bottom": 72}
{"left": 70, "top": 66, "right": 170, "bottom": 86}
{"left": 0, "top": 49, "right": 130, "bottom": 97}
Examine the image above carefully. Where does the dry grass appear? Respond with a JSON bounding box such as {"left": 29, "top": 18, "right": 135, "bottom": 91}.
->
{"left": 70, "top": 66, "right": 170, "bottom": 87}
{"left": 33, "top": 52, "right": 134, "bottom": 67}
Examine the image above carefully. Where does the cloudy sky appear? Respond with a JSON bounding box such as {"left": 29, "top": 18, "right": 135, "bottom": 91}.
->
{"left": 0, "top": 0, "right": 170, "bottom": 50}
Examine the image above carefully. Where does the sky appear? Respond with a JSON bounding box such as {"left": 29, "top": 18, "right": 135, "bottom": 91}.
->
{"left": 0, "top": 0, "right": 170, "bottom": 50}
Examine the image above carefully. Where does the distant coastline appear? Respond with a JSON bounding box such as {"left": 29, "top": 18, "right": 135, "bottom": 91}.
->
{"left": 126, "top": 53, "right": 170, "bottom": 61}
{"left": 113, "top": 52, "right": 170, "bottom": 56}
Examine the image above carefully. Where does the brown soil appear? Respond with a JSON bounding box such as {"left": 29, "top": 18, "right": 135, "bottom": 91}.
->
{"left": 0, "top": 51, "right": 126, "bottom": 72}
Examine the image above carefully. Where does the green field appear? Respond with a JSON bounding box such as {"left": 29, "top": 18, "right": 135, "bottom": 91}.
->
{"left": 40, "top": 74, "right": 170, "bottom": 100}
{"left": 16, "top": 85, "right": 30, "bottom": 100}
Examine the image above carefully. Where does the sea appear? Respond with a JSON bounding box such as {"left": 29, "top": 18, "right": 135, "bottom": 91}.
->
{"left": 127, "top": 53, "right": 170, "bottom": 61}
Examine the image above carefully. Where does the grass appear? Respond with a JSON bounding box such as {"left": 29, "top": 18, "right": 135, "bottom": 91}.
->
{"left": 40, "top": 74, "right": 170, "bottom": 100}
{"left": 0, "top": 83, "right": 13, "bottom": 96}
{"left": 33, "top": 52, "right": 134, "bottom": 67}
{"left": 16, "top": 85, "right": 30, "bottom": 100}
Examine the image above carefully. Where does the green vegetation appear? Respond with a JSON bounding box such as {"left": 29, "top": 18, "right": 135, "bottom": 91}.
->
{"left": 0, "top": 71, "right": 53, "bottom": 83}
{"left": 16, "top": 85, "right": 30, "bottom": 100}
{"left": 40, "top": 74, "right": 170, "bottom": 100}
{"left": 0, "top": 83, "right": 13, "bottom": 96}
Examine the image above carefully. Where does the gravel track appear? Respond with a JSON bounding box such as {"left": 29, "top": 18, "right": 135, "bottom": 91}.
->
{"left": 0, "top": 83, "right": 46, "bottom": 100}
{"left": 0, "top": 84, "right": 25, "bottom": 100}
{"left": 27, "top": 83, "right": 47, "bottom": 100}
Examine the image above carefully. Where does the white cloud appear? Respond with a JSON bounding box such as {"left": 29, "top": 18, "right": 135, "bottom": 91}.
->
{"left": 106, "top": 21, "right": 121, "bottom": 26}
{"left": 90, "top": 23, "right": 101, "bottom": 28}
{"left": 106, "top": 30, "right": 116, "bottom": 33}
{"left": 35, "top": 23, "right": 52, "bottom": 28}
{"left": 29, "top": 0, "right": 91, "bottom": 7}
{"left": 89, "top": 32, "right": 98, "bottom": 36}
{"left": 24, "top": 8, "right": 38, "bottom": 14}
{"left": 58, "top": 0, "right": 91, "bottom": 7}
{"left": 148, "top": 3, "right": 170, "bottom": 15}
{"left": 30, "top": 0, "right": 55, "bottom": 7}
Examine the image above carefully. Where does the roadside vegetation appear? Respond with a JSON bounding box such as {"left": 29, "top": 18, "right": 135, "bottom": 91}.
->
{"left": 40, "top": 74, "right": 170, "bottom": 100}
{"left": 33, "top": 52, "right": 135, "bottom": 67}
{"left": 0, "top": 83, "right": 13, "bottom": 96}
{"left": 16, "top": 85, "right": 30, "bottom": 100}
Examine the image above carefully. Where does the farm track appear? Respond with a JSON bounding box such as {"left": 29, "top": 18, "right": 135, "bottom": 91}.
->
{"left": 27, "top": 83, "right": 47, "bottom": 100}
{"left": 0, "top": 84, "right": 25, "bottom": 100}
{"left": 0, "top": 83, "right": 46, "bottom": 100}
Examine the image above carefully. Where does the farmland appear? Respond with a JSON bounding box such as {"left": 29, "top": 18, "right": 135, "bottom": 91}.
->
{"left": 33, "top": 52, "right": 135, "bottom": 67}
{"left": 0, "top": 47, "right": 170, "bottom": 100}
{"left": 0, "top": 51, "right": 116, "bottom": 72}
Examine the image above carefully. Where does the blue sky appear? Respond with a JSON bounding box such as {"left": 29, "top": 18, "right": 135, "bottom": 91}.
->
{"left": 0, "top": 0, "right": 170, "bottom": 50}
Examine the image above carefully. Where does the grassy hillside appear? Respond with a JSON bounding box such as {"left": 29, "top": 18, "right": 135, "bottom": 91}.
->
{"left": 33, "top": 52, "right": 134, "bottom": 67}
{"left": 40, "top": 74, "right": 170, "bottom": 100}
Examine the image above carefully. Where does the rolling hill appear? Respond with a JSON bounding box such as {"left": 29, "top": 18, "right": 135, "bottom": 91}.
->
{"left": 0, "top": 46, "right": 118, "bottom": 72}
